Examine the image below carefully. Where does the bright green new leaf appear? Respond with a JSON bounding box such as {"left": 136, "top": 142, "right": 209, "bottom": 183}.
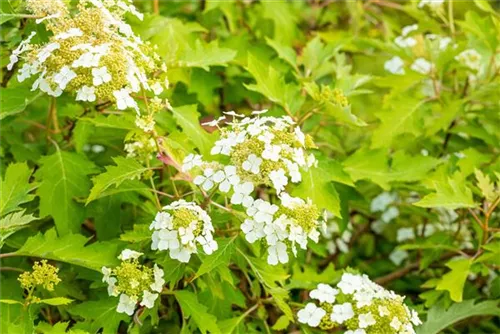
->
{"left": 474, "top": 169, "right": 498, "bottom": 202}
{"left": 14, "top": 229, "right": 119, "bottom": 271}
{"left": 87, "top": 156, "right": 148, "bottom": 204}
{"left": 436, "top": 258, "right": 472, "bottom": 302}
{"left": 181, "top": 40, "right": 236, "bottom": 71}
{"left": 414, "top": 172, "right": 476, "bottom": 209}
{"left": 0, "top": 210, "right": 38, "bottom": 246}
{"left": 175, "top": 290, "right": 221, "bottom": 334}
{"left": 0, "top": 162, "right": 37, "bottom": 217}
{"left": 417, "top": 299, "right": 500, "bottom": 334}
{"left": 265, "top": 37, "right": 298, "bottom": 72}
{"left": 244, "top": 54, "right": 302, "bottom": 114}
{"left": 292, "top": 157, "right": 342, "bottom": 217}
{"left": 371, "top": 97, "right": 427, "bottom": 148}
{"left": 171, "top": 104, "right": 217, "bottom": 157}
{"left": 36, "top": 150, "right": 97, "bottom": 235}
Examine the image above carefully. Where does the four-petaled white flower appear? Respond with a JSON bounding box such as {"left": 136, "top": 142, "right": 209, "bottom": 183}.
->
{"left": 390, "top": 316, "right": 402, "bottom": 331}
{"left": 53, "top": 66, "right": 77, "bottom": 89}
{"left": 262, "top": 144, "right": 282, "bottom": 161}
{"left": 411, "top": 310, "right": 422, "bottom": 325}
{"left": 338, "top": 273, "right": 363, "bottom": 294}
{"left": 117, "top": 294, "right": 137, "bottom": 315}
{"left": 211, "top": 138, "right": 233, "bottom": 155}
{"left": 411, "top": 58, "right": 433, "bottom": 75}
{"left": 240, "top": 219, "right": 265, "bottom": 243}
{"left": 169, "top": 247, "right": 192, "bottom": 263}
{"left": 76, "top": 85, "right": 96, "bottom": 102}
{"left": 378, "top": 305, "right": 390, "bottom": 317}
{"left": 269, "top": 168, "right": 288, "bottom": 193}
{"left": 267, "top": 241, "right": 289, "bottom": 265}
{"left": 155, "top": 229, "right": 180, "bottom": 251}
{"left": 139, "top": 290, "right": 158, "bottom": 309}
{"left": 114, "top": 88, "right": 138, "bottom": 111}
{"left": 182, "top": 154, "right": 203, "bottom": 172}
{"left": 231, "top": 182, "right": 254, "bottom": 207}
{"left": 92, "top": 66, "right": 112, "bottom": 86}
{"left": 193, "top": 168, "right": 216, "bottom": 191}
{"left": 310, "top": 283, "right": 339, "bottom": 303}
{"left": 151, "top": 82, "right": 163, "bottom": 95}
{"left": 196, "top": 234, "right": 218, "bottom": 254}
{"left": 384, "top": 56, "right": 405, "bottom": 75}
{"left": 297, "top": 303, "right": 326, "bottom": 327}
{"left": 213, "top": 166, "right": 240, "bottom": 193}
{"left": 242, "top": 154, "right": 262, "bottom": 174}
{"left": 330, "top": 302, "right": 354, "bottom": 324}
{"left": 118, "top": 249, "right": 143, "bottom": 261}
{"left": 247, "top": 199, "right": 279, "bottom": 224}
{"left": 101, "top": 266, "right": 112, "bottom": 283}
{"left": 358, "top": 312, "right": 376, "bottom": 328}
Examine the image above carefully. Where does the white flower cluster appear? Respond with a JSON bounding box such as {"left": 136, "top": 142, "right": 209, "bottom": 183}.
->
{"left": 455, "top": 49, "right": 482, "bottom": 71}
{"left": 385, "top": 25, "right": 457, "bottom": 77}
{"left": 321, "top": 211, "right": 353, "bottom": 255}
{"left": 242, "top": 193, "right": 323, "bottom": 265}
{"left": 9, "top": 0, "right": 167, "bottom": 111}
{"left": 102, "top": 249, "right": 164, "bottom": 316}
{"left": 185, "top": 111, "right": 317, "bottom": 194}
{"left": 298, "top": 273, "right": 421, "bottom": 334}
{"left": 182, "top": 111, "right": 322, "bottom": 265}
{"left": 150, "top": 200, "right": 218, "bottom": 263}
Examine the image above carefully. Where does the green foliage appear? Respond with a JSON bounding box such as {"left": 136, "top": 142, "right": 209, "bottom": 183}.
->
{"left": 1, "top": 1, "right": 499, "bottom": 333}
{"left": 175, "top": 290, "right": 221, "bottom": 334}
{"left": 14, "top": 229, "right": 119, "bottom": 271}
{"left": 87, "top": 156, "right": 149, "bottom": 204}
{"left": 36, "top": 149, "right": 97, "bottom": 235}
{"left": 417, "top": 300, "right": 500, "bottom": 334}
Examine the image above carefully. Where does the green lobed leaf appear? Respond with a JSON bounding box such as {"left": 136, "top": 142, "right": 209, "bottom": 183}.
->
{"left": 0, "top": 162, "right": 37, "bottom": 217}
{"left": 171, "top": 104, "right": 217, "bottom": 157}
{"left": 14, "top": 228, "right": 120, "bottom": 271}
{"left": 292, "top": 157, "right": 342, "bottom": 217}
{"left": 69, "top": 298, "right": 130, "bottom": 334}
{"left": 435, "top": 258, "right": 472, "bottom": 302}
{"left": 416, "top": 299, "right": 500, "bottom": 334}
{"left": 414, "top": 172, "right": 476, "bottom": 209}
{"left": 0, "top": 210, "right": 38, "bottom": 246}
{"left": 175, "top": 290, "right": 221, "bottom": 334}
{"left": 195, "top": 237, "right": 236, "bottom": 279}
{"left": 36, "top": 149, "right": 97, "bottom": 235}
{"left": 86, "top": 156, "right": 148, "bottom": 204}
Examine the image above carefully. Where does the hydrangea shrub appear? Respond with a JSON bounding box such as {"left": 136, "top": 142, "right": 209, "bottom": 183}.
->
{"left": 1, "top": 0, "right": 499, "bottom": 333}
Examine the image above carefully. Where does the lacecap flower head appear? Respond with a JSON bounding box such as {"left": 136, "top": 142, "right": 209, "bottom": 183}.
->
{"left": 9, "top": 0, "right": 167, "bottom": 111}
{"left": 243, "top": 192, "right": 323, "bottom": 265}
{"left": 101, "top": 249, "right": 165, "bottom": 316}
{"left": 150, "top": 200, "right": 218, "bottom": 263}
{"left": 298, "top": 273, "right": 421, "bottom": 334}
{"left": 185, "top": 111, "right": 317, "bottom": 196}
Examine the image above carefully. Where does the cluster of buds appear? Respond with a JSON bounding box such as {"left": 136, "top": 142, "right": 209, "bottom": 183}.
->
{"left": 298, "top": 273, "right": 421, "bottom": 334}
{"left": 9, "top": 0, "right": 167, "bottom": 111}
{"left": 182, "top": 111, "right": 324, "bottom": 265}
{"left": 18, "top": 260, "right": 61, "bottom": 301}
{"left": 150, "top": 200, "right": 218, "bottom": 263}
{"left": 101, "top": 249, "right": 165, "bottom": 315}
